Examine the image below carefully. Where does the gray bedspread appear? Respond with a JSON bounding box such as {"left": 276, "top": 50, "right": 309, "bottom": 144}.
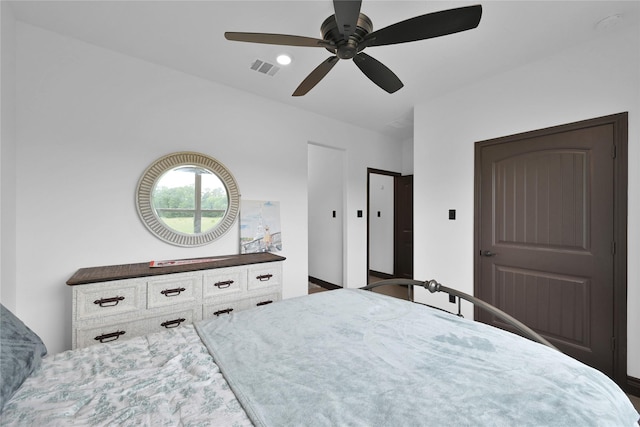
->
{"left": 195, "top": 288, "right": 639, "bottom": 427}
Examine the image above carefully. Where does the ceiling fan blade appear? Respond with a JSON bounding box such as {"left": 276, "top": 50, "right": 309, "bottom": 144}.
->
{"left": 333, "top": 0, "right": 362, "bottom": 40}
{"left": 363, "top": 5, "right": 482, "bottom": 47}
{"left": 225, "top": 32, "right": 333, "bottom": 48}
{"left": 293, "top": 56, "right": 340, "bottom": 97}
{"left": 353, "top": 52, "right": 403, "bottom": 94}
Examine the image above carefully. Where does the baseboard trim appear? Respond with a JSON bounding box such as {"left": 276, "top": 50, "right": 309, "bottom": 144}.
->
{"left": 626, "top": 375, "right": 640, "bottom": 396}
{"left": 369, "top": 270, "right": 394, "bottom": 280}
{"left": 308, "top": 276, "right": 341, "bottom": 290}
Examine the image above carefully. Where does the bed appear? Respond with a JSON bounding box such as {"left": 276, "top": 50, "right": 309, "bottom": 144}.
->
{"left": 2, "top": 282, "right": 638, "bottom": 426}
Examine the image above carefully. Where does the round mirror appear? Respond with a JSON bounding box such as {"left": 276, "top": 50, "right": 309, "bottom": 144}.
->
{"left": 136, "top": 152, "right": 240, "bottom": 247}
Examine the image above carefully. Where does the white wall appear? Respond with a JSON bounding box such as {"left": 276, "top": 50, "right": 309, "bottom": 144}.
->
{"left": 401, "top": 137, "right": 414, "bottom": 175}
{"left": 413, "top": 25, "right": 640, "bottom": 377}
{"left": 0, "top": 1, "right": 18, "bottom": 310}
{"left": 369, "top": 173, "right": 394, "bottom": 275}
{"left": 308, "top": 143, "right": 345, "bottom": 286}
{"left": 11, "top": 22, "right": 402, "bottom": 354}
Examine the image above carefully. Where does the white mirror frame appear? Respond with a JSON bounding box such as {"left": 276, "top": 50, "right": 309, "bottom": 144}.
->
{"left": 136, "top": 152, "right": 240, "bottom": 247}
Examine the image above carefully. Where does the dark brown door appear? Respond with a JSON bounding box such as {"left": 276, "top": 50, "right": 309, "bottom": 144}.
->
{"left": 394, "top": 175, "right": 413, "bottom": 279}
{"left": 476, "top": 120, "right": 617, "bottom": 376}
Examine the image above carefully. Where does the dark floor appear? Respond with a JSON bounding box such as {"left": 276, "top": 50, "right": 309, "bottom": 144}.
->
{"left": 308, "top": 277, "right": 410, "bottom": 300}
{"left": 628, "top": 394, "right": 640, "bottom": 412}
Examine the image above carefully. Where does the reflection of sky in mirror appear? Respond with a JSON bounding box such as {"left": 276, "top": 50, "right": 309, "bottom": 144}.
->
{"left": 156, "top": 166, "right": 225, "bottom": 191}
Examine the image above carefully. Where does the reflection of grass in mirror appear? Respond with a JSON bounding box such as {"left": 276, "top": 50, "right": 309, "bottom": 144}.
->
{"left": 160, "top": 217, "right": 222, "bottom": 234}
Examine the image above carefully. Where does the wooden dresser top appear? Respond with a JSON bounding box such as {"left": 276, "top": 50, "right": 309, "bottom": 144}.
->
{"left": 66, "top": 253, "right": 286, "bottom": 285}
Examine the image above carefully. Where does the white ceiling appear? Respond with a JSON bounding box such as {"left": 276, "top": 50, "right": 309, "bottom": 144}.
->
{"left": 8, "top": 0, "right": 640, "bottom": 141}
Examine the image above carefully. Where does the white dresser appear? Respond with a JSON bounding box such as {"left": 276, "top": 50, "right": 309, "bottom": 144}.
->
{"left": 67, "top": 253, "right": 285, "bottom": 349}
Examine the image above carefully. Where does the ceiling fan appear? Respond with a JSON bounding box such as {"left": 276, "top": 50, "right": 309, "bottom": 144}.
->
{"left": 225, "top": 1, "right": 482, "bottom": 96}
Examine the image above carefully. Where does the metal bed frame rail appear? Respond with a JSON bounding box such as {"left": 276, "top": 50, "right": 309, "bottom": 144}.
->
{"left": 361, "top": 278, "right": 557, "bottom": 350}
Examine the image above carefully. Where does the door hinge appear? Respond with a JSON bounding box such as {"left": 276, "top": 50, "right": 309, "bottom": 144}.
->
{"left": 611, "top": 241, "right": 616, "bottom": 255}
{"left": 611, "top": 336, "right": 616, "bottom": 352}
{"left": 612, "top": 144, "right": 617, "bottom": 159}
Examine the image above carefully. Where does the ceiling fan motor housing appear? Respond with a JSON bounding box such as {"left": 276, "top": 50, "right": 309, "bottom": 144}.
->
{"left": 321, "top": 13, "right": 373, "bottom": 59}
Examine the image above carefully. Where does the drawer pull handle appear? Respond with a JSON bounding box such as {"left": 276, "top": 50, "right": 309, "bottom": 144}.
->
{"left": 161, "top": 287, "right": 186, "bottom": 297}
{"left": 256, "top": 300, "right": 273, "bottom": 306}
{"left": 214, "top": 280, "right": 234, "bottom": 289}
{"left": 256, "top": 274, "right": 273, "bottom": 281}
{"left": 94, "top": 331, "right": 125, "bottom": 343}
{"left": 93, "top": 296, "right": 125, "bottom": 307}
{"left": 213, "top": 308, "right": 233, "bottom": 316}
{"left": 161, "top": 318, "right": 186, "bottom": 328}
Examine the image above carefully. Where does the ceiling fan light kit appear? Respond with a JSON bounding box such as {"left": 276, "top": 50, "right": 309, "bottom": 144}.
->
{"left": 225, "top": 1, "right": 482, "bottom": 96}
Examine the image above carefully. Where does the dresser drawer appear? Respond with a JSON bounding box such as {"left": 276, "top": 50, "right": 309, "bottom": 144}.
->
{"left": 203, "top": 267, "right": 244, "bottom": 299}
{"left": 202, "top": 291, "right": 281, "bottom": 321}
{"left": 247, "top": 264, "right": 282, "bottom": 291}
{"left": 202, "top": 296, "right": 246, "bottom": 320}
{"left": 75, "top": 279, "right": 145, "bottom": 321}
{"left": 75, "top": 308, "right": 199, "bottom": 348}
{"left": 243, "top": 292, "right": 281, "bottom": 310}
{"left": 147, "top": 273, "right": 201, "bottom": 309}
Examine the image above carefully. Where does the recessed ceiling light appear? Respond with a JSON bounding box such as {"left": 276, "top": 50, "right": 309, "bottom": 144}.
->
{"left": 276, "top": 54, "right": 292, "bottom": 66}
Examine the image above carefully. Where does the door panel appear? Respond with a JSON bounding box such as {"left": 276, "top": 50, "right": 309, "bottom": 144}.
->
{"left": 477, "top": 123, "right": 614, "bottom": 376}
{"left": 495, "top": 150, "right": 588, "bottom": 250}
{"left": 492, "top": 267, "right": 591, "bottom": 350}
{"left": 394, "top": 175, "right": 413, "bottom": 279}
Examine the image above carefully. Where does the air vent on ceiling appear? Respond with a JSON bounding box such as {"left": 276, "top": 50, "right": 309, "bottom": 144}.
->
{"left": 250, "top": 59, "right": 280, "bottom": 76}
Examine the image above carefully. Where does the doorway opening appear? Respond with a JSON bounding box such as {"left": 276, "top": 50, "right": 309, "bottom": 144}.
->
{"left": 367, "top": 168, "right": 413, "bottom": 284}
{"left": 308, "top": 143, "right": 345, "bottom": 290}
